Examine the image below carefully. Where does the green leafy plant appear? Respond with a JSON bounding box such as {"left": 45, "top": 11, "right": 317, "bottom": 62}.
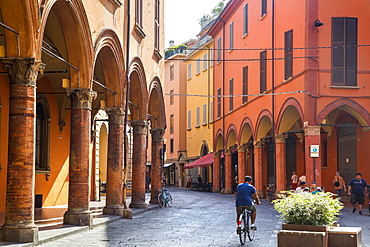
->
{"left": 273, "top": 191, "right": 343, "bottom": 226}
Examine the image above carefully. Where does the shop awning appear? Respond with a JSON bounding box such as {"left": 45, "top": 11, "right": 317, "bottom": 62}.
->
{"left": 184, "top": 153, "right": 213, "bottom": 169}
{"left": 164, "top": 163, "right": 174, "bottom": 168}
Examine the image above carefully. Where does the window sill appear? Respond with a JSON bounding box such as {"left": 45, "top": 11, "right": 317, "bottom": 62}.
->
{"left": 153, "top": 49, "right": 162, "bottom": 61}
{"left": 187, "top": 128, "right": 192, "bottom": 131}
{"left": 228, "top": 49, "right": 234, "bottom": 53}
{"left": 242, "top": 33, "right": 248, "bottom": 39}
{"left": 330, "top": 85, "right": 359, "bottom": 89}
{"left": 259, "top": 13, "right": 267, "bottom": 21}
{"left": 195, "top": 125, "right": 200, "bottom": 128}
{"left": 134, "top": 24, "right": 146, "bottom": 39}
{"left": 109, "top": 0, "right": 122, "bottom": 8}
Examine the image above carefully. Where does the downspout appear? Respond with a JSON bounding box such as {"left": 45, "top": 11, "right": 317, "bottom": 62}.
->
{"left": 123, "top": 0, "right": 131, "bottom": 209}
{"left": 271, "top": 0, "right": 276, "bottom": 184}
{"left": 206, "top": 45, "right": 210, "bottom": 129}
{"left": 220, "top": 19, "right": 225, "bottom": 151}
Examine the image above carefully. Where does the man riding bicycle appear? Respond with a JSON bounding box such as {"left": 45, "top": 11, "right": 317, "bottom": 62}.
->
{"left": 236, "top": 176, "right": 261, "bottom": 230}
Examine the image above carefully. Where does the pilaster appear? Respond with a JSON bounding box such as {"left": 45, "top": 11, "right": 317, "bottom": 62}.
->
{"left": 253, "top": 141, "right": 264, "bottom": 197}
{"left": 275, "top": 135, "right": 286, "bottom": 192}
{"left": 149, "top": 128, "right": 165, "bottom": 204}
{"left": 212, "top": 152, "right": 220, "bottom": 193}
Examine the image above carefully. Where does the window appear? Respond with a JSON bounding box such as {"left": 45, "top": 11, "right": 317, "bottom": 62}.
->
{"left": 196, "top": 58, "right": 200, "bottom": 74}
{"left": 170, "top": 114, "right": 174, "bottom": 134}
{"left": 229, "top": 22, "right": 234, "bottom": 50}
{"left": 170, "top": 65, "right": 174, "bottom": 80}
{"left": 243, "top": 4, "right": 248, "bottom": 35}
{"left": 284, "top": 30, "right": 293, "bottom": 79}
{"left": 136, "top": 0, "right": 143, "bottom": 27}
{"left": 187, "top": 63, "right": 192, "bottom": 79}
{"left": 154, "top": 0, "right": 160, "bottom": 51}
{"left": 36, "top": 94, "right": 50, "bottom": 171}
{"left": 187, "top": 110, "right": 191, "bottom": 130}
{"left": 332, "top": 17, "right": 357, "bottom": 86}
{"left": 196, "top": 107, "right": 200, "bottom": 127}
{"left": 229, "top": 78, "right": 234, "bottom": 111}
{"left": 170, "top": 139, "right": 174, "bottom": 153}
{"left": 217, "top": 88, "right": 221, "bottom": 118}
{"left": 217, "top": 37, "right": 221, "bottom": 62}
{"left": 261, "top": 0, "right": 267, "bottom": 16}
{"left": 203, "top": 53, "right": 207, "bottom": 70}
{"left": 209, "top": 102, "right": 213, "bottom": 122}
{"left": 203, "top": 104, "right": 207, "bottom": 125}
{"left": 243, "top": 66, "right": 248, "bottom": 103}
{"left": 260, "top": 50, "right": 267, "bottom": 93}
{"left": 210, "top": 50, "right": 214, "bottom": 66}
{"left": 170, "top": 90, "right": 174, "bottom": 105}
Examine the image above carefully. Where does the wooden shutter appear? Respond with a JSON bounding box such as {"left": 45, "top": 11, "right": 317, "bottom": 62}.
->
{"left": 243, "top": 66, "right": 248, "bottom": 103}
{"left": 229, "top": 78, "right": 234, "bottom": 111}
{"left": 260, "top": 51, "right": 267, "bottom": 93}
{"left": 284, "top": 30, "right": 293, "bottom": 79}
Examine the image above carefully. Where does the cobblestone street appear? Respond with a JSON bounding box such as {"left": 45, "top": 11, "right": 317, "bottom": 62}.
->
{"left": 34, "top": 187, "right": 370, "bottom": 247}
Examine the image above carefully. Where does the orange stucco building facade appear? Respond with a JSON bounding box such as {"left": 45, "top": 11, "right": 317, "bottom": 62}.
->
{"left": 209, "top": 0, "right": 370, "bottom": 197}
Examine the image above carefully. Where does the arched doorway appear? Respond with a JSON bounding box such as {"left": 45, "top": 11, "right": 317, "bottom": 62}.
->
{"left": 337, "top": 122, "right": 357, "bottom": 183}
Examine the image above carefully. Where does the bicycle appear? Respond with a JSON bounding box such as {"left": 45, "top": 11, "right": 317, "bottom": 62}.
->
{"left": 158, "top": 187, "right": 172, "bottom": 207}
{"left": 237, "top": 207, "right": 255, "bottom": 245}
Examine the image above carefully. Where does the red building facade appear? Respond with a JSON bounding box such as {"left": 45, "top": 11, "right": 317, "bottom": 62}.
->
{"left": 209, "top": 0, "right": 370, "bottom": 197}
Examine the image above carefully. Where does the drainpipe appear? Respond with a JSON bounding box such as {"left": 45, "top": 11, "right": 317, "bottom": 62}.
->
{"left": 220, "top": 19, "right": 225, "bottom": 150}
{"left": 271, "top": 0, "right": 276, "bottom": 185}
{"left": 123, "top": 0, "right": 131, "bottom": 209}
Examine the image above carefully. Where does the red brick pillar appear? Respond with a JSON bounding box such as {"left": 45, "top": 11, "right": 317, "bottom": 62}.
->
{"left": 149, "top": 128, "right": 165, "bottom": 204}
{"left": 275, "top": 135, "right": 286, "bottom": 192}
{"left": 237, "top": 145, "right": 246, "bottom": 184}
{"left": 0, "top": 58, "right": 44, "bottom": 243}
{"left": 303, "top": 126, "right": 321, "bottom": 186}
{"left": 212, "top": 152, "right": 220, "bottom": 193}
{"left": 223, "top": 149, "right": 233, "bottom": 194}
{"left": 63, "top": 88, "right": 96, "bottom": 226}
{"left": 103, "top": 108, "right": 125, "bottom": 215}
{"left": 253, "top": 141, "right": 264, "bottom": 197}
{"left": 129, "top": 120, "right": 148, "bottom": 208}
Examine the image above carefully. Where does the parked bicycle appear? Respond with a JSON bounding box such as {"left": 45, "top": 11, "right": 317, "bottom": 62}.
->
{"left": 158, "top": 187, "right": 172, "bottom": 207}
{"left": 266, "top": 183, "right": 275, "bottom": 202}
{"left": 237, "top": 207, "right": 255, "bottom": 245}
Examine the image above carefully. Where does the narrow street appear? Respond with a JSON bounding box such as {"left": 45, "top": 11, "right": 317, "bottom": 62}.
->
{"left": 38, "top": 187, "right": 279, "bottom": 247}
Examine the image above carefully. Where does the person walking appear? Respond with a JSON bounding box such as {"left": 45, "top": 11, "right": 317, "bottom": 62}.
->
{"left": 348, "top": 173, "right": 367, "bottom": 215}
{"left": 290, "top": 171, "right": 298, "bottom": 190}
{"left": 186, "top": 174, "right": 193, "bottom": 190}
{"left": 333, "top": 171, "right": 346, "bottom": 200}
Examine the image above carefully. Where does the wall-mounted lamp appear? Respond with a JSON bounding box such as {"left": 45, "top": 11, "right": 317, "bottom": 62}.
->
{"left": 62, "top": 78, "right": 70, "bottom": 88}
{"left": 314, "top": 19, "right": 324, "bottom": 27}
{"left": 100, "top": 100, "right": 106, "bottom": 108}
{"left": 0, "top": 45, "right": 5, "bottom": 57}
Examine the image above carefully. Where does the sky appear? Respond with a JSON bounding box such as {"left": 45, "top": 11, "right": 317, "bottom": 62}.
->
{"left": 164, "top": 0, "right": 223, "bottom": 48}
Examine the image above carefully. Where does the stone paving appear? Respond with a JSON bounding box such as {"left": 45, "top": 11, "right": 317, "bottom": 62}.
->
{"left": 1, "top": 187, "right": 369, "bottom": 246}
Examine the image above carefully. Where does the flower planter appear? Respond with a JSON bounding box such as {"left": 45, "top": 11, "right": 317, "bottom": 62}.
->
{"left": 328, "top": 227, "right": 362, "bottom": 247}
{"left": 282, "top": 223, "right": 330, "bottom": 232}
{"left": 278, "top": 224, "right": 330, "bottom": 247}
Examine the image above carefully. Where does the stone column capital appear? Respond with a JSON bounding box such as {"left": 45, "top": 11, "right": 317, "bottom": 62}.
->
{"left": 225, "top": 149, "right": 232, "bottom": 156}
{"left": 213, "top": 152, "right": 220, "bottom": 158}
{"left": 106, "top": 107, "right": 125, "bottom": 124}
{"left": 275, "top": 134, "right": 286, "bottom": 144}
{"left": 303, "top": 126, "right": 321, "bottom": 136}
{"left": 254, "top": 141, "right": 264, "bottom": 149}
{"left": 150, "top": 128, "right": 165, "bottom": 141}
{"left": 237, "top": 145, "right": 246, "bottom": 153}
{"left": 1, "top": 57, "right": 45, "bottom": 87}
{"left": 66, "top": 88, "right": 97, "bottom": 109}
{"left": 131, "top": 120, "right": 148, "bottom": 135}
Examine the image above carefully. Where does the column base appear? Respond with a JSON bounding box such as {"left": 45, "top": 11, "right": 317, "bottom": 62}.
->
{"left": 103, "top": 206, "right": 124, "bottom": 216}
{"left": 122, "top": 209, "right": 133, "bottom": 219}
{"left": 0, "top": 224, "right": 39, "bottom": 243}
{"left": 221, "top": 188, "right": 233, "bottom": 194}
{"left": 212, "top": 188, "right": 220, "bottom": 193}
{"left": 63, "top": 210, "right": 92, "bottom": 226}
{"left": 129, "top": 202, "right": 148, "bottom": 209}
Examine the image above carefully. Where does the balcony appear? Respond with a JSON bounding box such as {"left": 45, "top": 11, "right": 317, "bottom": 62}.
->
{"left": 165, "top": 46, "right": 187, "bottom": 59}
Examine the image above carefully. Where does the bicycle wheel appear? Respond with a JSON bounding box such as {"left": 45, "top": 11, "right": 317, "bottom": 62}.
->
{"left": 239, "top": 213, "right": 247, "bottom": 245}
{"left": 247, "top": 212, "right": 255, "bottom": 241}
{"left": 158, "top": 192, "right": 165, "bottom": 207}
{"left": 166, "top": 193, "right": 173, "bottom": 207}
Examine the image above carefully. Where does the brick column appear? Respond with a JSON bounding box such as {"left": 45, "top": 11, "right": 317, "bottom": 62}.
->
{"left": 0, "top": 58, "right": 44, "bottom": 243}
{"left": 63, "top": 88, "right": 96, "bottom": 226}
{"left": 222, "top": 149, "right": 233, "bottom": 194}
{"left": 275, "top": 135, "right": 286, "bottom": 192}
{"left": 253, "top": 141, "right": 264, "bottom": 197}
{"left": 103, "top": 107, "right": 125, "bottom": 216}
{"left": 212, "top": 152, "right": 220, "bottom": 193}
{"left": 129, "top": 120, "right": 148, "bottom": 208}
{"left": 303, "top": 126, "right": 321, "bottom": 185}
{"left": 237, "top": 145, "right": 246, "bottom": 184}
{"left": 149, "top": 128, "right": 165, "bottom": 204}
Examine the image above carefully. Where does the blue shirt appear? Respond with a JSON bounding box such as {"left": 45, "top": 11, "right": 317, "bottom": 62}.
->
{"left": 349, "top": 178, "right": 367, "bottom": 195}
{"left": 236, "top": 183, "right": 256, "bottom": 207}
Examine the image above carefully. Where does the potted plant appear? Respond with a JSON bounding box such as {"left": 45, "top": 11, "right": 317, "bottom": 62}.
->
{"left": 273, "top": 191, "right": 345, "bottom": 247}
